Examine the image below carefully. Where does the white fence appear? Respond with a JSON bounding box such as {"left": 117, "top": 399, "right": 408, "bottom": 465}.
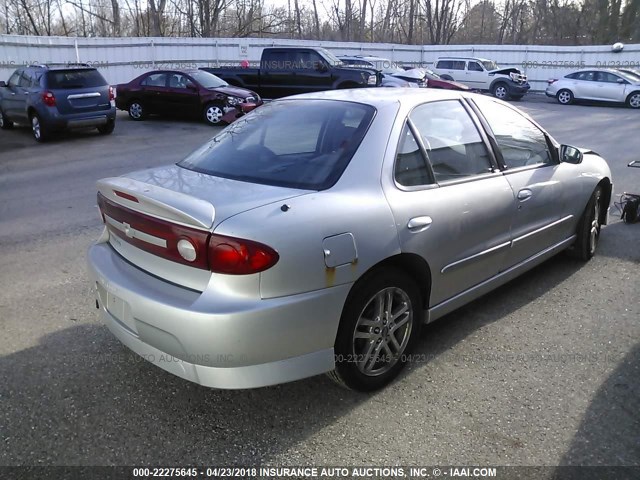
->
{"left": 1, "top": 34, "right": 640, "bottom": 90}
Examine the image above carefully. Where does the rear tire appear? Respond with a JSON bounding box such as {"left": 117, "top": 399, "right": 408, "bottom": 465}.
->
{"left": 328, "top": 268, "right": 422, "bottom": 391}
{"left": 0, "top": 109, "right": 13, "bottom": 129}
{"left": 98, "top": 119, "right": 115, "bottom": 135}
{"left": 128, "top": 100, "right": 146, "bottom": 120}
{"left": 569, "top": 186, "right": 603, "bottom": 261}
{"left": 557, "top": 89, "right": 574, "bottom": 105}
{"left": 492, "top": 82, "right": 509, "bottom": 100}
{"left": 30, "top": 113, "right": 49, "bottom": 142}
{"left": 626, "top": 91, "right": 640, "bottom": 109}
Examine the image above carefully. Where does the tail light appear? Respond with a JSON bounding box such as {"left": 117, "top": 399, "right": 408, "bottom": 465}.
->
{"left": 43, "top": 91, "right": 56, "bottom": 107}
{"left": 548, "top": 79, "right": 558, "bottom": 85}
{"left": 209, "top": 234, "right": 279, "bottom": 275}
{"left": 108, "top": 86, "right": 115, "bottom": 101}
{"left": 97, "top": 193, "right": 279, "bottom": 274}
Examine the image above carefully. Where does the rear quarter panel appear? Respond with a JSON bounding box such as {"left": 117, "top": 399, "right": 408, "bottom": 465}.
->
{"left": 212, "top": 101, "right": 402, "bottom": 300}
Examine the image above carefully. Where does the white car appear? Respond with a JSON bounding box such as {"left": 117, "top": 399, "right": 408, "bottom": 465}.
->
{"left": 546, "top": 69, "right": 640, "bottom": 108}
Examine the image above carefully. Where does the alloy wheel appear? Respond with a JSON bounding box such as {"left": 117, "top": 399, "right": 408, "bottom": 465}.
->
{"left": 352, "top": 287, "right": 413, "bottom": 376}
{"left": 494, "top": 85, "right": 507, "bottom": 99}
{"left": 558, "top": 91, "right": 572, "bottom": 104}
{"left": 129, "top": 103, "right": 143, "bottom": 119}
{"left": 589, "top": 197, "right": 601, "bottom": 255}
{"left": 205, "top": 105, "right": 223, "bottom": 124}
{"left": 629, "top": 93, "right": 640, "bottom": 109}
{"left": 32, "top": 116, "right": 41, "bottom": 140}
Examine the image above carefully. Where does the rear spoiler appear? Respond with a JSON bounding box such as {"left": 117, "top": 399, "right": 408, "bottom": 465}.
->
{"left": 97, "top": 177, "right": 215, "bottom": 230}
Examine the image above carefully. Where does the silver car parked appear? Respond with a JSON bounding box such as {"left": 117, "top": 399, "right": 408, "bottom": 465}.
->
{"left": 88, "top": 89, "right": 612, "bottom": 391}
{"left": 546, "top": 68, "right": 640, "bottom": 108}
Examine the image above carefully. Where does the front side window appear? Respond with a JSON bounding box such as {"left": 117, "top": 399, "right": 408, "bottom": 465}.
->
{"left": 409, "top": 100, "right": 493, "bottom": 182}
{"left": 474, "top": 97, "right": 553, "bottom": 169}
{"left": 8, "top": 71, "right": 21, "bottom": 87}
{"left": 595, "top": 71, "right": 623, "bottom": 83}
{"left": 467, "top": 61, "right": 483, "bottom": 72}
{"left": 178, "top": 100, "right": 375, "bottom": 190}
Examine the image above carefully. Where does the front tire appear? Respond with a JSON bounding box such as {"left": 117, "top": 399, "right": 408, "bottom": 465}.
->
{"left": 203, "top": 103, "right": 224, "bottom": 125}
{"left": 328, "top": 268, "right": 422, "bottom": 391}
{"left": 569, "top": 186, "right": 603, "bottom": 261}
{"left": 626, "top": 91, "right": 640, "bottom": 109}
{"left": 0, "top": 109, "right": 13, "bottom": 129}
{"left": 557, "top": 89, "right": 574, "bottom": 105}
{"left": 128, "top": 100, "right": 146, "bottom": 120}
{"left": 492, "top": 82, "right": 509, "bottom": 100}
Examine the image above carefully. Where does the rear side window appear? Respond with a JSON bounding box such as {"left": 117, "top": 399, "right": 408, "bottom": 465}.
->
{"left": 141, "top": 73, "right": 167, "bottom": 87}
{"left": 45, "top": 69, "right": 107, "bottom": 89}
{"left": 394, "top": 125, "right": 432, "bottom": 187}
{"left": 178, "top": 100, "right": 376, "bottom": 190}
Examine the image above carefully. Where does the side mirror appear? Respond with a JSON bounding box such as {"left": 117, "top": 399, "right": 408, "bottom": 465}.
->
{"left": 0, "top": 81, "right": 6, "bottom": 87}
{"left": 617, "top": 78, "right": 626, "bottom": 84}
{"left": 560, "top": 145, "right": 583, "bottom": 164}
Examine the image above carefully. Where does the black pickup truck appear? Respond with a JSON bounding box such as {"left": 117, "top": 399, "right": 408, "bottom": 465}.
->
{"left": 200, "top": 47, "right": 381, "bottom": 99}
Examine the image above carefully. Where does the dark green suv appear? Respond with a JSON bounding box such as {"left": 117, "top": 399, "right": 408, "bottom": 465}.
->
{"left": 0, "top": 64, "right": 116, "bottom": 142}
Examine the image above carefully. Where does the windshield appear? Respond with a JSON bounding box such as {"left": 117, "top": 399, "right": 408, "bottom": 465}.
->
{"left": 318, "top": 48, "right": 344, "bottom": 67}
{"left": 178, "top": 100, "right": 376, "bottom": 190}
{"left": 424, "top": 69, "right": 442, "bottom": 80}
{"left": 481, "top": 60, "right": 499, "bottom": 71}
{"left": 189, "top": 70, "right": 228, "bottom": 88}
{"left": 618, "top": 70, "right": 640, "bottom": 82}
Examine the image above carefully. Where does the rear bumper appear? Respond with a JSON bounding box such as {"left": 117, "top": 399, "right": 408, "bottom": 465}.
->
{"left": 87, "top": 241, "right": 349, "bottom": 389}
{"left": 44, "top": 106, "right": 116, "bottom": 130}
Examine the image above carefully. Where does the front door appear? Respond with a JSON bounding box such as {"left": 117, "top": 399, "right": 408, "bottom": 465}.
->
{"left": 471, "top": 96, "right": 570, "bottom": 268}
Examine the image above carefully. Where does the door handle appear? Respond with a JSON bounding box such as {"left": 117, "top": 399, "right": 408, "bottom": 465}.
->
{"left": 407, "top": 216, "right": 433, "bottom": 232}
{"left": 517, "top": 189, "right": 533, "bottom": 201}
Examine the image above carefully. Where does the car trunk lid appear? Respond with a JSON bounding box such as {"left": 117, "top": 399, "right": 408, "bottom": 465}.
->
{"left": 97, "top": 166, "right": 307, "bottom": 290}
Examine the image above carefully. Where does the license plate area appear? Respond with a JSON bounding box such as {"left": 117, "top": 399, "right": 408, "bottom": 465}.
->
{"left": 96, "top": 282, "right": 138, "bottom": 335}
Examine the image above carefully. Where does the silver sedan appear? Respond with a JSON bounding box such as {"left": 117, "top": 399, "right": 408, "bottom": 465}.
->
{"left": 546, "top": 68, "right": 640, "bottom": 108}
{"left": 88, "top": 89, "right": 612, "bottom": 391}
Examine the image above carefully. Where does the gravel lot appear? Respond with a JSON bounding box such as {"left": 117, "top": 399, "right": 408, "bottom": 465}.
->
{"left": 0, "top": 95, "right": 638, "bottom": 468}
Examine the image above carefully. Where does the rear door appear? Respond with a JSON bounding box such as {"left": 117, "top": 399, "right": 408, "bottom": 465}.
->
{"left": 471, "top": 96, "right": 571, "bottom": 268}
{"left": 137, "top": 72, "right": 169, "bottom": 113}
{"left": 46, "top": 68, "right": 111, "bottom": 115}
{"left": 384, "top": 99, "right": 516, "bottom": 307}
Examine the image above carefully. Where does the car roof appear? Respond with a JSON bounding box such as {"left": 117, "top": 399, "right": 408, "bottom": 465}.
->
{"left": 29, "top": 63, "right": 98, "bottom": 71}
{"left": 284, "top": 87, "right": 471, "bottom": 107}
{"left": 436, "top": 57, "right": 492, "bottom": 62}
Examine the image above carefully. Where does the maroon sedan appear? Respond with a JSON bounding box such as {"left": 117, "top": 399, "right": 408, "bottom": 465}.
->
{"left": 422, "top": 69, "right": 470, "bottom": 90}
{"left": 116, "top": 70, "right": 262, "bottom": 125}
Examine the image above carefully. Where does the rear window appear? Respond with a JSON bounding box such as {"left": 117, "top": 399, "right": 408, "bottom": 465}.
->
{"left": 178, "top": 100, "right": 376, "bottom": 190}
{"left": 45, "top": 69, "right": 107, "bottom": 89}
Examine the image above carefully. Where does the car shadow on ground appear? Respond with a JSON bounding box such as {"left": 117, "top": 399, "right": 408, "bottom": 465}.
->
{"left": 555, "top": 342, "right": 639, "bottom": 472}
{"left": 0, "top": 124, "right": 112, "bottom": 151}
{"left": 1, "top": 250, "right": 595, "bottom": 466}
